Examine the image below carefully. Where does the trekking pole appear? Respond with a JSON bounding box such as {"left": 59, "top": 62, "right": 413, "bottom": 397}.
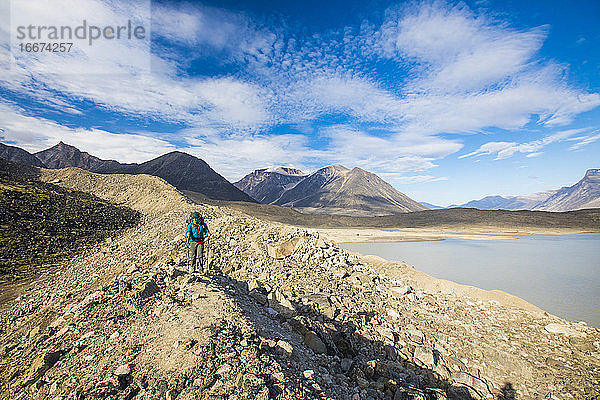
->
{"left": 202, "top": 237, "right": 208, "bottom": 274}
{"left": 187, "top": 237, "right": 191, "bottom": 273}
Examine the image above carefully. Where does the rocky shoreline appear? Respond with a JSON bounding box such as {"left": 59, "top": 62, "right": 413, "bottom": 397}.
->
{"left": 0, "top": 167, "right": 598, "bottom": 400}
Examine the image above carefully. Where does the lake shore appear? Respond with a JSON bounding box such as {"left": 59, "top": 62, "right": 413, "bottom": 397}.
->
{"left": 314, "top": 226, "right": 593, "bottom": 243}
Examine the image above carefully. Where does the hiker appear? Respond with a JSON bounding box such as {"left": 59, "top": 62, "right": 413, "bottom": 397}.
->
{"left": 185, "top": 212, "right": 210, "bottom": 274}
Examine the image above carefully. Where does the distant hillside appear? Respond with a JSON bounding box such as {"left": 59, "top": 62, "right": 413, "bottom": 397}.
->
{"left": 31, "top": 142, "right": 255, "bottom": 203}
{"left": 457, "top": 190, "right": 557, "bottom": 210}
{"left": 268, "top": 165, "right": 427, "bottom": 216}
{"left": 234, "top": 167, "right": 306, "bottom": 203}
{"left": 0, "top": 142, "right": 45, "bottom": 167}
{"left": 35, "top": 141, "right": 127, "bottom": 171}
{"left": 455, "top": 170, "right": 599, "bottom": 212}
{"left": 0, "top": 159, "right": 140, "bottom": 281}
{"left": 420, "top": 202, "right": 444, "bottom": 209}
{"left": 534, "top": 169, "right": 600, "bottom": 211}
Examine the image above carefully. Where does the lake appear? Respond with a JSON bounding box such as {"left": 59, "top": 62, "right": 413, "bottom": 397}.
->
{"left": 341, "top": 233, "right": 600, "bottom": 327}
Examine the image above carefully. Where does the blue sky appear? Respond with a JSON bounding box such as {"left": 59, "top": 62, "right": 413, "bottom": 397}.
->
{"left": 0, "top": 0, "right": 599, "bottom": 206}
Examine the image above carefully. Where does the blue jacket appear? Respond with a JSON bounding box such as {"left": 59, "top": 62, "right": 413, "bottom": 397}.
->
{"left": 186, "top": 222, "right": 209, "bottom": 242}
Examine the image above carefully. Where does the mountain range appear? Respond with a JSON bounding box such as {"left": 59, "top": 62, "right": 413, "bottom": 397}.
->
{"left": 235, "top": 165, "right": 427, "bottom": 216}
{"left": 1, "top": 142, "right": 255, "bottom": 203}
{"left": 0, "top": 142, "right": 46, "bottom": 168}
{"left": 2, "top": 141, "right": 598, "bottom": 214}
{"left": 449, "top": 170, "right": 600, "bottom": 212}
{"left": 453, "top": 190, "right": 558, "bottom": 211}
{"left": 532, "top": 169, "right": 600, "bottom": 212}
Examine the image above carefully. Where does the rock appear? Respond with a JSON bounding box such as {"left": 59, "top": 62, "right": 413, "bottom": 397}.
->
{"left": 267, "top": 238, "right": 300, "bottom": 259}
{"left": 433, "top": 363, "right": 451, "bottom": 380}
{"left": 394, "top": 387, "right": 427, "bottom": 400}
{"left": 249, "top": 289, "right": 268, "bottom": 306}
{"left": 356, "top": 376, "right": 369, "bottom": 389}
{"left": 24, "top": 350, "right": 64, "bottom": 386}
{"left": 323, "top": 306, "right": 339, "bottom": 320}
{"left": 255, "top": 386, "right": 270, "bottom": 400}
{"left": 247, "top": 279, "right": 261, "bottom": 292}
{"left": 303, "top": 369, "right": 314, "bottom": 379}
{"left": 413, "top": 345, "right": 435, "bottom": 367}
{"left": 267, "top": 290, "right": 296, "bottom": 317}
{"left": 27, "top": 326, "right": 40, "bottom": 339}
{"left": 276, "top": 340, "right": 294, "bottom": 357}
{"left": 138, "top": 279, "right": 161, "bottom": 299}
{"left": 387, "top": 308, "right": 401, "bottom": 319}
{"left": 304, "top": 331, "right": 326, "bottom": 354}
{"left": 114, "top": 364, "right": 131, "bottom": 377}
{"left": 377, "top": 326, "right": 395, "bottom": 345}
{"left": 390, "top": 285, "right": 410, "bottom": 297}
{"left": 216, "top": 363, "right": 232, "bottom": 376}
{"left": 544, "top": 323, "right": 586, "bottom": 338}
{"left": 450, "top": 371, "right": 491, "bottom": 398}
{"left": 348, "top": 272, "right": 372, "bottom": 285}
{"left": 406, "top": 327, "right": 425, "bottom": 344}
{"left": 340, "top": 358, "right": 353, "bottom": 373}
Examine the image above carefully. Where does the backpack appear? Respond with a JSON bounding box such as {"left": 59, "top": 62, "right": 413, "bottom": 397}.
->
{"left": 187, "top": 212, "right": 207, "bottom": 240}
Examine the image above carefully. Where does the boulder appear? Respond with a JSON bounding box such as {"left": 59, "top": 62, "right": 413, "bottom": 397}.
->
{"left": 304, "top": 331, "right": 327, "bottom": 354}
{"left": 413, "top": 345, "right": 435, "bottom": 367}
{"left": 450, "top": 371, "right": 491, "bottom": 399}
{"left": 544, "top": 323, "right": 586, "bottom": 338}
{"left": 24, "top": 350, "right": 64, "bottom": 386}
{"left": 267, "top": 290, "right": 296, "bottom": 318}
{"left": 267, "top": 237, "right": 300, "bottom": 259}
{"left": 276, "top": 340, "right": 294, "bottom": 357}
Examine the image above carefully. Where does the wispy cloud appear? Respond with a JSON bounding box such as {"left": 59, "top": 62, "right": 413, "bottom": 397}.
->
{"left": 569, "top": 132, "right": 600, "bottom": 150}
{"left": 459, "top": 128, "right": 593, "bottom": 160}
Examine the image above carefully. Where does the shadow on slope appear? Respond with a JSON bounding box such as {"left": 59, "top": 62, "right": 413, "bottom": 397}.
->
{"left": 203, "top": 267, "right": 510, "bottom": 399}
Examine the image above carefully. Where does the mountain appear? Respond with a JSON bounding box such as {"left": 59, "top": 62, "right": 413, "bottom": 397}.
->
{"left": 127, "top": 151, "right": 256, "bottom": 202}
{"left": 234, "top": 167, "right": 306, "bottom": 203}
{"left": 454, "top": 170, "right": 599, "bottom": 212}
{"left": 0, "top": 142, "right": 46, "bottom": 167}
{"left": 457, "top": 190, "right": 557, "bottom": 210}
{"left": 33, "top": 142, "right": 255, "bottom": 203}
{"left": 35, "top": 141, "right": 126, "bottom": 171}
{"left": 534, "top": 169, "right": 600, "bottom": 211}
{"left": 420, "top": 202, "right": 444, "bottom": 209}
{"left": 271, "top": 164, "right": 427, "bottom": 216}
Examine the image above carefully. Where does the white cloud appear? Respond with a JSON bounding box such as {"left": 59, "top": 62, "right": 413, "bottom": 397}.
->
{"left": 0, "top": 0, "right": 273, "bottom": 131}
{"left": 380, "top": 2, "right": 547, "bottom": 93}
{"left": 379, "top": 174, "right": 449, "bottom": 183}
{"left": 569, "top": 132, "right": 600, "bottom": 150}
{"left": 375, "top": 2, "right": 600, "bottom": 132}
{"left": 0, "top": 103, "right": 175, "bottom": 162}
{"left": 459, "top": 128, "right": 593, "bottom": 160}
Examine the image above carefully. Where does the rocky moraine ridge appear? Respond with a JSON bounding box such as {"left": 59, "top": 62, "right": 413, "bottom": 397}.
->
{"left": 0, "top": 167, "right": 598, "bottom": 400}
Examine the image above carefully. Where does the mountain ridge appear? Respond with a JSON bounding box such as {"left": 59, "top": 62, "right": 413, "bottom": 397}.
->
{"left": 30, "top": 142, "right": 256, "bottom": 203}
{"left": 452, "top": 170, "right": 599, "bottom": 211}
{"left": 0, "top": 142, "right": 46, "bottom": 168}
{"left": 534, "top": 168, "right": 600, "bottom": 211}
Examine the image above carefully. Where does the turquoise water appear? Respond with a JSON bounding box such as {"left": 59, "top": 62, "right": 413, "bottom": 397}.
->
{"left": 341, "top": 233, "right": 600, "bottom": 327}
